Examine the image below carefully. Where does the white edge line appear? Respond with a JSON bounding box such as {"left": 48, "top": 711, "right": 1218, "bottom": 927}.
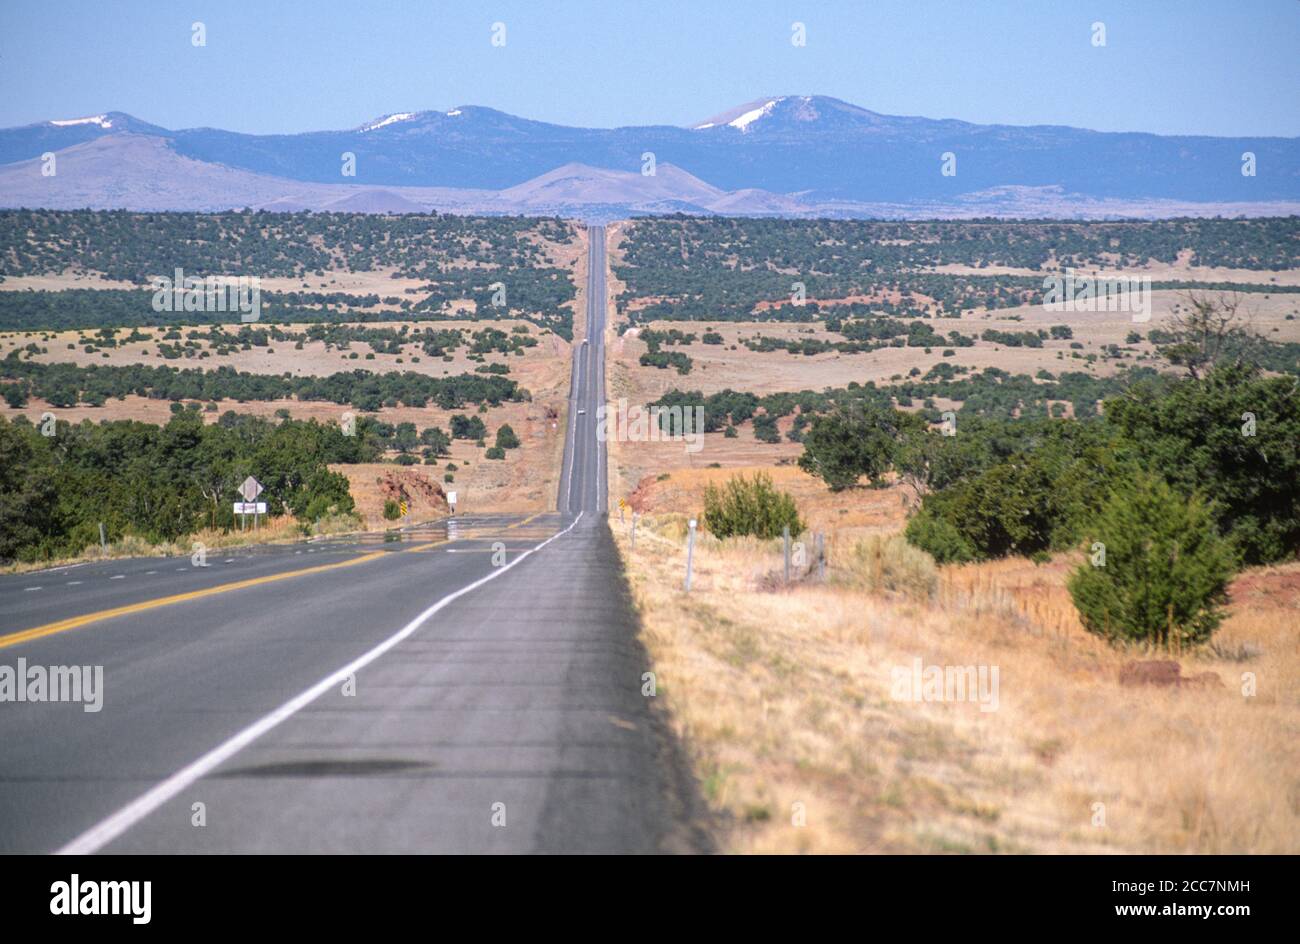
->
{"left": 55, "top": 510, "right": 585, "bottom": 855}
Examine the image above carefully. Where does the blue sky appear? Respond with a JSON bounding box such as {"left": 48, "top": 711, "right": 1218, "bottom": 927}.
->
{"left": 2, "top": 0, "right": 1297, "bottom": 136}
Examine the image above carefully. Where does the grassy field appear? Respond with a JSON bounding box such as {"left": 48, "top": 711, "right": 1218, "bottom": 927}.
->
{"left": 609, "top": 500, "right": 1299, "bottom": 854}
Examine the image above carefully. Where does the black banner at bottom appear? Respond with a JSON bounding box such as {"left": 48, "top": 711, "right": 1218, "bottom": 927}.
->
{"left": 4, "top": 853, "right": 1284, "bottom": 932}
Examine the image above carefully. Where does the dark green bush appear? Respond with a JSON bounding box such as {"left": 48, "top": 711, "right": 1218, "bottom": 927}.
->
{"left": 1067, "top": 475, "right": 1236, "bottom": 646}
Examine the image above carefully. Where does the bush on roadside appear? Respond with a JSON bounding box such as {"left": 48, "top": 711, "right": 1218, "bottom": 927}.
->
{"left": 382, "top": 499, "right": 402, "bottom": 521}
{"left": 703, "top": 472, "right": 803, "bottom": 540}
{"left": 1067, "top": 474, "right": 1236, "bottom": 647}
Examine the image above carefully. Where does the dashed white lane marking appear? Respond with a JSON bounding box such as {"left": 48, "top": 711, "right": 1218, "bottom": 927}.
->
{"left": 66, "top": 581, "right": 82, "bottom": 586}
{"left": 24, "top": 586, "right": 42, "bottom": 592}
{"left": 109, "top": 575, "right": 125, "bottom": 580}
{"left": 58, "top": 510, "right": 586, "bottom": 855}
{"left": 145, "top": 570, "right": 157, "bottom": 575}
{"left": 223, "top": 559, "right": 235, "bottom": 564}
{"left": 175, "top": 567, "right": 187, "bottom": 572}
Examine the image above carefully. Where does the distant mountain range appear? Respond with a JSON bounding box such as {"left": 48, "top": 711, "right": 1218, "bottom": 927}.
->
{"left": 1, "top": 96, "right": 1297, "bottom": 218}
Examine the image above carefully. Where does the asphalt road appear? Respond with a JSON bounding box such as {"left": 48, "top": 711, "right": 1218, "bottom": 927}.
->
{"left": 0, "top": 224, "right": 706, "bottom": 854}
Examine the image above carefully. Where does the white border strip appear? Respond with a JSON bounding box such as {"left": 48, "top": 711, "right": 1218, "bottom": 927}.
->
{"left": 56, "top": 511, "right": 584, "bottom": 855}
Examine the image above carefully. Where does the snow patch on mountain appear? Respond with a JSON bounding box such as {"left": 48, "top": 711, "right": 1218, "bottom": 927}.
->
{"left": 360, "top": 113, "right": 416, "bottom": 132}
{"left": 728, "top": 99, "right": 781, "bottom": 130}
{"left": 50, "top": 115, "right": 113, "bottom": 129}
{"left": 694, "top": 97, "right": 786, "bottom": 132}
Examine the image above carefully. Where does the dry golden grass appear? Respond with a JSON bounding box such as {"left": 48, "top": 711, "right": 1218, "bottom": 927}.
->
{"left": 612, "top": 512, "right": 1300, "bottom": 854}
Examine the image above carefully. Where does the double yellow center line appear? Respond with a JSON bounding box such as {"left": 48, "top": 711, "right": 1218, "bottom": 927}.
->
{"left": 0, "top": 511, "right": 554, "bottom": 651}
{"left": 0, "top": 550, "right": 391, "bottom": 651}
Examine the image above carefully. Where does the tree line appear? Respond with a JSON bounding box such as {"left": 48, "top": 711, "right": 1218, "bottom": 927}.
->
{"left": 0, "top": 411, "right": 367, "bottom": 562}
{"left": 1, "top": 355, "right": 527, "bottom": 412}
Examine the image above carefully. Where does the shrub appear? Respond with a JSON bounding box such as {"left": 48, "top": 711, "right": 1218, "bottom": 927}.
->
{"left": 703, "top": 472, "right": 803, "bottom": 540}
{"left": 1067, "top": 474, "right": 1236, "bottom": 647}
{"left": 382, "top": 499, "right": 402, "bottom": 521}
{"left": 495, "top": 424, "right": 520, "bottom": 449}
{"left": 842, "top": 534, "right": 938, "bottom": 600}
{"left": 484, "top": 445, "right": 505, "bottom": 460}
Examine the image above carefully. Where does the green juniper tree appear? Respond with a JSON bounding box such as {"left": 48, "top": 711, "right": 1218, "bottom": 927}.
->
{"left": 1067, "top": 474, "right": 1236, "bottom": 648}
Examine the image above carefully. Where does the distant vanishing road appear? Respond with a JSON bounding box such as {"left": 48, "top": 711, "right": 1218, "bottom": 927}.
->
{"left": 0, "top": 224, "right": 708, "bottom": 854}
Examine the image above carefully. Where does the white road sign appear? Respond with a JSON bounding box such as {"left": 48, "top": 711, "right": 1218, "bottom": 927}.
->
{"left": 239, "top": 476, "right": 263, "bottom": 502}
{"left": 233, "top": 502, "right": 267, "bottom": 514}
{"left": 446, "top": 491, "right": 458, "bottom": 505}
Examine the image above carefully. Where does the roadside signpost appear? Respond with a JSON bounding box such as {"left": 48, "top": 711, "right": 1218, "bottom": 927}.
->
{"left": 446, "top": 491, "right": 458, "bottom": 516}
{"left": 239, "top": 476, "right": 263, "bottom": 502}
{"left": 237, "top": 476, "right": 263, "bottom": 531}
